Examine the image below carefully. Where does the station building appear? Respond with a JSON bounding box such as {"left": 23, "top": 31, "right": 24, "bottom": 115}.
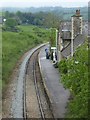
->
{"left": 57, "top": 9, "right": 85, "bottom": 61}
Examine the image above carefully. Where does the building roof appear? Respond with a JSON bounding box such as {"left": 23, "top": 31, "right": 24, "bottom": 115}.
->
{"left": 71, "top": 15, "right": 82, "bottom": 17}
{"left": 61, "top": 30, "right": 71, "bottom": 40}
{"left": 61, "top": 34, "right": 85, "bottom": 58}
{"left": 60, "top": 22, "right": 71, "bottom": 40}
{"left": 60, "top": 22, "right": 71, "bottom": 31}
{"left": 71, "top": 9, "right": 82, "bottom": 17}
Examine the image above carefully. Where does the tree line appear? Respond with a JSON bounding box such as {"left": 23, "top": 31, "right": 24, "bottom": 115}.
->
{"left": 3, "top": 11, "right": 61, "bottom": 31}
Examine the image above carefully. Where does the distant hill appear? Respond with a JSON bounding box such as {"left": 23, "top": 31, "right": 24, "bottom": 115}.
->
{"left": 1, "top": 7, "right": 88, "bottom": 21}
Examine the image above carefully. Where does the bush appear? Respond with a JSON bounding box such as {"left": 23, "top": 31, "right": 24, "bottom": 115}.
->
{"left": 58, "top": 59, "right": 67, "bottom": 74}
{"left": 58, "top": 41, "right": 88, "bottom": 118}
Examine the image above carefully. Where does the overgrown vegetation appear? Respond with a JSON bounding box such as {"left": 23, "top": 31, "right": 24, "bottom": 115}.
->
{"left": 58, "top": 41, "right": 88, "bottom": 118}
{"left": 2, "top": 25, "right": 50, "bottom": 87}
{"left": 50, "top": 28, "right": 56, "bottom": 47}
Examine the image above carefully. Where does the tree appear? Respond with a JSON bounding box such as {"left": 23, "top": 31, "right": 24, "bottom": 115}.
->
{"left": 50, "top": 28, "right": 56, "bottom": 47}
{"left": 5, "top": 11, "right": 15, "bottom": 19}
{"left": 4, "top": 18, "right": 18, "bottom": 31}
{"left": 5, "top": 18, "right": 18, "bottom": 28}
{"left": 43, "top": 12, "right": 60, "bottom": 29}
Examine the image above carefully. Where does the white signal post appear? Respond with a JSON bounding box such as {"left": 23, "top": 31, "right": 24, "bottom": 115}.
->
{"left": 56, "top": 29, "right": 58, "bottom": 61}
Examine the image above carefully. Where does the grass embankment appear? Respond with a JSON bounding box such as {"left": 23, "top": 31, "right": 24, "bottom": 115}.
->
{"left": 58, "top": 41, "right": 88, "bottom": 118}
{"left": 2, "top": 25, "right": 50, "bottom": 87}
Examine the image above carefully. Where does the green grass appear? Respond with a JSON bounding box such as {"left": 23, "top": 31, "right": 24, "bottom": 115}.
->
{"left": 2, "top": 25, "right": 50, "bottom": 87}
{"left": 58, "top": 41, "right": 88, "bottom": 118}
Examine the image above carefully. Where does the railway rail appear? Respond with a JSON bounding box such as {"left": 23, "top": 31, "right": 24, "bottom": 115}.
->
{"left": 12, "top": 44, "right": 54, "bottom": 119}
{"left": 33, "top": 54, "right": 45, "bottom": 119}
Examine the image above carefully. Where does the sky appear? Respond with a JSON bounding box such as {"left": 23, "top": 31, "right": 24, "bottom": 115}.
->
{"left": 0, "top": 0, "right": 89, "bottom": 8}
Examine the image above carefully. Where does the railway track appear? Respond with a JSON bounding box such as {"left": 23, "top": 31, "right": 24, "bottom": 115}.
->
{"left": 12, "top": 44, "right": 54, "bottom": 119}
{"left": 26, "top": 48, "right": 54, "bottom": 119}
{"left": 33, "top": 54, "right": 45, "bottom": 119}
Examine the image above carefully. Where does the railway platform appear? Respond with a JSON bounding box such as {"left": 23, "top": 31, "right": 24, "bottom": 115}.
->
{"left": 39, "top": 44, "right": 70, "bottom": 118}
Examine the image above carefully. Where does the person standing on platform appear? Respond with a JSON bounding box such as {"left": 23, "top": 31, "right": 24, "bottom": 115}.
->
{"left": 45, "top": 48, "right": 50, "bottom": 59}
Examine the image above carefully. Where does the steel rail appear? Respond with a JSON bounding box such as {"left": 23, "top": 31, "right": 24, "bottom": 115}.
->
{"left": 33, "top": 57, "right": 45, "bottom": 120}
{"left": 23, "top": 73, "right": 27, "bottom": 119}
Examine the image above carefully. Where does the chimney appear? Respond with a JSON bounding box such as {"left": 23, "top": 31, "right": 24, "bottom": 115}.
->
{"left": 76, "top": 9, "right": 80, "bottom": 16}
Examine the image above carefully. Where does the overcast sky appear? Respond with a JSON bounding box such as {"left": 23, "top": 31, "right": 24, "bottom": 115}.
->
{"left": 0, "top": 0, "right": 89, "bottom": 8}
